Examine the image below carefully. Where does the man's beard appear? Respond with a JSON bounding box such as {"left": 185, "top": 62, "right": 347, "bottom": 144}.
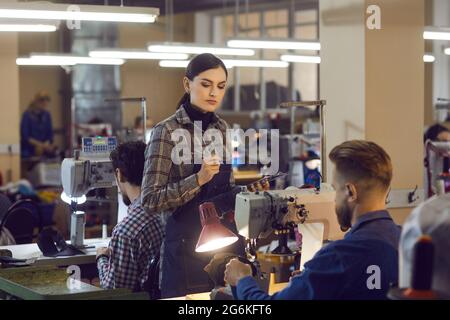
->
{"left": 335, "top": 203, "right": 353, "bottom": 232}
{"left": 122, "top": 194, "right": 131, "bottom": 206}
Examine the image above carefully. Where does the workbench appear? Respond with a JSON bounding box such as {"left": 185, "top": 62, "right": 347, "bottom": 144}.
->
{"left": 0, "top": 266, "right": 148, "bottom": 300}
{"left": 164, "top": 282, "right": 289, "bottom": 300}
{"left": 0, "top": 238, "right": 148, "bottom": 300}
{"left": 0, "top": 238, "right": 109, "bottom": 267}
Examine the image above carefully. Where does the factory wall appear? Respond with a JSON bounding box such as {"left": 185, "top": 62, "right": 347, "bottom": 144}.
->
{"left": 0, "top": 33, "right": 21, "bottom": 183}
{"left": 365, "top": 0, "right": 425, "bottom": 224}
{"left": 14, "top": 14, "right": 195, "bottom": 155}
{"left": 320, "top": 0, "right": 367, "bottom": 176}
{"left": 424, "top": 0, "right": 433, "bottom": 127}
{"left": 119, "top": 14, "right": 195, "bottom": 127}
{"left": 18, "top": 31, "right": 65, "bottom": 152}
{"left": 321, "top": 0, "right": 425, "bottom": 225}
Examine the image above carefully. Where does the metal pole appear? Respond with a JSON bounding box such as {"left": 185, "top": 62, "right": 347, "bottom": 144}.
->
{"left": 319, "top": 104, "right": 326, "bottom": 182}
{"left": 141, "top": 99, "right": 148, "bottom": 143}
{"left": 316, "top": 2, "right": 320, "bottom": 100}
{"left": 288, "top": 0, "right": 296, "bottom": 134}
{"left": 233, "top": 0, "right": 241, "bottom": 112}
{"left": 71, "top": 97, "right": 76, "bottom": 151}
{"left": 279, "top": 100, "right": 327, "bottom": 182}
{"left": 259, "top": 11, "right": 266, "bottom": 111}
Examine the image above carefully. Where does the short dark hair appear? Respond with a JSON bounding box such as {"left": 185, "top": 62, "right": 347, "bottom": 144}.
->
{"left": 329, "top": 140, "right": 392, "bottom": 191}
{"left": 110, "top": 141, "right": 147, "bottom": 187}
{"left": 424, "top": 124, "right": 449, "bottom": 142}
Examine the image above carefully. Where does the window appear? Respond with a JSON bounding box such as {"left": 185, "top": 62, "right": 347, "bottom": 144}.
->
{"left": 207, "top": 2, "right": 319, "bottom": 112}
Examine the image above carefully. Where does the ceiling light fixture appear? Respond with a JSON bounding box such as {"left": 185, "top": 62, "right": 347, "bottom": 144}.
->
{"left": 89, "top": 49, "right": 188, "bottom": 60}
{"left": 17, "top": 54, "right": 124, "bottom": 66}
{"left": 280, "top": 54, "right": 321, "bottom": 64}
{"left": 227, "top": 38, "right": 321, "bottom": 51}
{"left": 0, "top": 2, "right": 158, "bottom": 23}
{"left": 148, "top": 42, "right": 255, "bottom": 56}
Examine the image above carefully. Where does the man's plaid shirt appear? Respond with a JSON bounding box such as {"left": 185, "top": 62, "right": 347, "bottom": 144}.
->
{"left": 97, "top": 197, "right": 164, "bottom": 290}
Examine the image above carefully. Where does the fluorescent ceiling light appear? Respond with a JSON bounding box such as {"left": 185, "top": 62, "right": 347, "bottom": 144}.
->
{"left": 0, "top": 24, "right": 57, "bottom": 32}
{"left": 423, "top": 28, "right": 450, "bottom": 40}
{"left": 224, "top": 59, "right": 289, "bottom": 68}
{"left": 148, "top": 42, "right": 255, "bottom": 56}
{"left": 444, "top": 48, "right": 450, "bottom": 55}
{"left": 227, "top": 38, "right": 321, "bottom": 51}
{"left": 0, "top": 2, "right": 158, "bottom": 23}
{"left": 17, "top": 57, "right": 70, "bottom": 66}
{"left": 159, "top": 60, "right": 192, "bottom": 68}
{"left": 281, "top": 54, "right": 321, "bottom": 64}
{"left": 423, "top": 54, "right": 435, "bottom": 63}
{"left": 159, "top": 59, "right": 288, "bottom": 68}
{"left": 17, "top": 54, "right": 124, "bottom": 66}
{"left": 89, "top": 49, "right": 188, "bottom": 60}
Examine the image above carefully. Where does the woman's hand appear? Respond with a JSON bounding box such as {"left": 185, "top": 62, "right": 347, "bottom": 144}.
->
{"left": 197, "top": 156, "right": 221, "bottom": 186}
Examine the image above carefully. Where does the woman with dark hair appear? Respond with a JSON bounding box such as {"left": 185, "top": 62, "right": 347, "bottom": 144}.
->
{"left": 141, "top": 54, "right": 245, "bottom": 298}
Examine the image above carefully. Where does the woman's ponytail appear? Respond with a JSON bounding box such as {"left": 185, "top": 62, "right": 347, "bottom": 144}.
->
{"left": 177, "top": 92, "right": 190, "bottom": 109}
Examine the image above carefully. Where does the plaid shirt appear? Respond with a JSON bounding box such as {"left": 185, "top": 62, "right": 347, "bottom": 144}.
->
{"left": 141, "top": 104, "right": 235, "bottom": 217}
{"left": 97, "top": 197, "right": 164, "bottom": 291}
{"left": 141, "top": 105, "right": 235, "bottom": 288}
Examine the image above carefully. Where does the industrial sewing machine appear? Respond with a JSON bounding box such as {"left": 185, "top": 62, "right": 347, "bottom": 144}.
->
{"left": 425, "top": 140, "right": 450, "bottom": 198}
{"left": 235, "top": 184, "right": 339, "bottom": 240}
{"left": 60, "top": 137, "right": 118, "bottom": 248}
{"left": 233, "top": 184, "right": 341, "bottom": 277}
{"left": 201, "top": 184, "right": 339, "bottom": 299}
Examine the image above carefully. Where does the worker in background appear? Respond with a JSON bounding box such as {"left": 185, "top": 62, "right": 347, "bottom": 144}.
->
{"left": 20, "top": 91, "right": 56, "bottom": 158}
{"left": 141, "top": 53, "right": 246, "bottom": 298}
{"left": 399, "top": 192, "right": 450, "bottom": 296}
{"left": 225, "top": 140, "right": 401, "bottom": 300}
{"left": 423, "top": 124, "right": 449, "bottom": 196}
{"left": 424, "top": 124, "right": 450, "bottom": 143}
{"left": 96, "top": 141, "right": 164, "bottom": 291}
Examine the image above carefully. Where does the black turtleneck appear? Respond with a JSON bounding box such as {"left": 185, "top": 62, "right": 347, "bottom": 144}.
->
{"left": 184, "top": 101, "right": 214, "bottom": 132}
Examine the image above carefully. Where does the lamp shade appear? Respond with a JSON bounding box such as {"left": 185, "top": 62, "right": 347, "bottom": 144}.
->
{"left": 195, "top": 202, "right": 239, "bottom": 253}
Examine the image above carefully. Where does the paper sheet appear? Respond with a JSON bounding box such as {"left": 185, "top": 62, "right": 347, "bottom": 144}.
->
{"left": 298, "top": 222, "right": 324, "bottom": 270}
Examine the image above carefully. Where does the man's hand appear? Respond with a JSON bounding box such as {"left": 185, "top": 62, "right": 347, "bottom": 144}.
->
{"left": 96, "top": 247, "right": 110, "bottom": 258}
{"left": 289, "top": 269, "right": 302, "bottom": 282}
{"left": 224, "top": 258, "right": 252, "bottom": 286}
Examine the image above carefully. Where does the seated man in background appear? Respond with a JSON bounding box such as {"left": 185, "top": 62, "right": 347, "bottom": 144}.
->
{"left": 96, "top": 141, "right": 164, "bottom": 291}
{"left": 399, "top": 192, "right": 450, "bottom": 296}
{"left": 225, "top": 140, "right": 401, "bottom": 300}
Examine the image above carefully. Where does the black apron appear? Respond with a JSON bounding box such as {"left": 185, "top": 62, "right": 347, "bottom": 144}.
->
{"left": 160, "top": 163, "right": 245, "bottom": 298}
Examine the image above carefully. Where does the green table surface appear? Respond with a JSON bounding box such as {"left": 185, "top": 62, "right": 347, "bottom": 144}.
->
{"left": 0, "top": 266, "right": 149, "bottom": 300}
